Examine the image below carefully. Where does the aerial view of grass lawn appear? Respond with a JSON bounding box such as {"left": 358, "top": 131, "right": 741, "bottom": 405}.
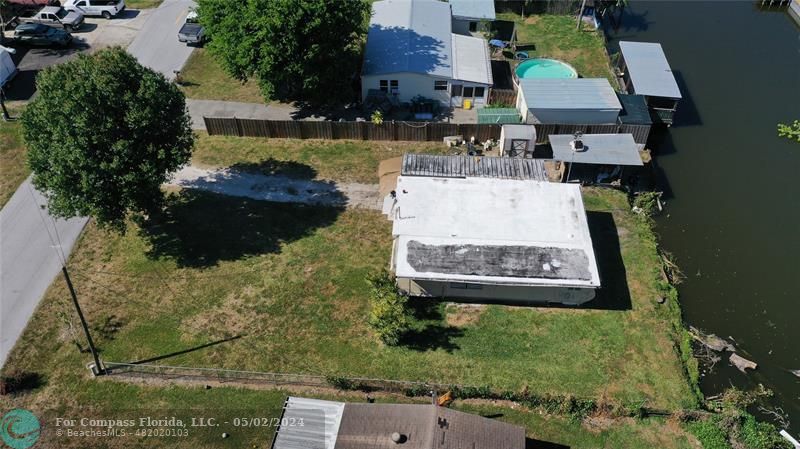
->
{"left": 125, "top": 0, "right": 164, "bottom": 9}
{"left": 0, "top": 106, "right": 29, "bottom": 207}
{"left": 178, "top": 49, "right": 264, "bottom": 103}
{"left": 2, "top": 138, "right": 701, "bottom": 448}
{"left": 497, "top": 13, "right": 617, "bottom": 84}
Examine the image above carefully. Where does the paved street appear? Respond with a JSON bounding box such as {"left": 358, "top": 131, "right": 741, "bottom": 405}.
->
{"left": 0, "top": 1, "right": 193, "bottom": 369}
{"left": 0, "top": 178, "right": 88, "bottom": 367}
{"left": 127, "top": 0, "right": 196, "bottom": 79}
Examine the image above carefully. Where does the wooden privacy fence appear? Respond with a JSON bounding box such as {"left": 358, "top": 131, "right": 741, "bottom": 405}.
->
{"left": 488, "top": 88, "right": 517, "bottom": 106}
{"left": 204, "top": 117, "right": 651, "bottom": 145}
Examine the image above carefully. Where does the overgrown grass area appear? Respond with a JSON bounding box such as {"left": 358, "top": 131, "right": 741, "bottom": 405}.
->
{"left": 192, "top": 133, "right": 447, "bottom": 183}
{"left": 178, "top": 49, "right": 264, "bottom": 103}
{"left": 0, "top": 106, "right": 29, "bottom": 207}
{"left": 497, "top": 13, "right": 616, "bottom": 84}
{"left": 2, "top": 144, "right": 700, "bottom": 447}
{"left": 125, "top": 0, "right": 163, "bottom": 9}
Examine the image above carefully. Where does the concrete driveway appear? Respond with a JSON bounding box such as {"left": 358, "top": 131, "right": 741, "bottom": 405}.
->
{"left": 127, "top": 0, "right": 196, "bottom": 79}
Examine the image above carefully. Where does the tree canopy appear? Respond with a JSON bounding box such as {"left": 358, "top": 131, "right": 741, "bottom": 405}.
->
{"left": 197, "top": 0, "right": 370, "bottom": 104}
{"left": 22, "top": 47, "right": 194, "bottom": 232}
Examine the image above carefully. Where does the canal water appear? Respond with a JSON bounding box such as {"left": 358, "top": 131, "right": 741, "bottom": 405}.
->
{"left": 605, "top": 1, "right": 800, "bottom": 433}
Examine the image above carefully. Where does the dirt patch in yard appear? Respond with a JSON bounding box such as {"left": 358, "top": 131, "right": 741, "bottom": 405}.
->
{"left": 445, "top": 304, "right": 486, "bottom": 327}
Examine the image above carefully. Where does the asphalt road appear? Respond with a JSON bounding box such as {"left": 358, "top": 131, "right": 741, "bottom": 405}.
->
{"left": 0, "top": 177, "right": 88, "bottom": 367}
{"left": 127, "top": 0, "right": 196, "bottom": 79}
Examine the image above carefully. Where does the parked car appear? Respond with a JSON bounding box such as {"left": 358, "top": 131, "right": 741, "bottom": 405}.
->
{"left": 18, "top": 6, "right": 85, "bottom": 32}
{"left": 63, "top": 0, "right": 125, "bottom": 19}
{"left": 0, "top": 46, "right": 19, "bottom": 89}
{"left": 12, "top": 23, "right": 72, "bottom": 47}
{"left": 177, "top": 11, "right": 205, "bottom": 46}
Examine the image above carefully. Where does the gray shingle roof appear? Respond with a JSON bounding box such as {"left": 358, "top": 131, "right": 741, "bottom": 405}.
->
{"left": 619, "top": 41, "right": 682, "bottom": 99}
{"left": 363, "top": 0, "right": 453, "bottom": 78}
{"left": 519, "top": 78, "right": 622, "bottom": 110}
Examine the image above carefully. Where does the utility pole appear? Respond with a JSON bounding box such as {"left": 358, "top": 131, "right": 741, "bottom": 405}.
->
{"left": 577, "top": 0, "right": 587, "bottom": 30}
{"left": 62, "top": 266, "right": 104, "bottom": 375}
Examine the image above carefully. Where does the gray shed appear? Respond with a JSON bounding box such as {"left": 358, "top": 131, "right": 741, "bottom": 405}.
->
{"left": 549, "top": 133, "right": 643, "bottom": 183}
{"left": 499, "top": 124, "right": 536, "bottom": 157}
{"left": 516, "top": 78, "right": 622, "bottom": 125}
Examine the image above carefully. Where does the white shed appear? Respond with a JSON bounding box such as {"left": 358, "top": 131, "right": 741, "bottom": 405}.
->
{"left": 516, "top": 78, "right": 622, "bottom": 124}
{"left": 499, "top": 124, "right": 536, "bottom": 157}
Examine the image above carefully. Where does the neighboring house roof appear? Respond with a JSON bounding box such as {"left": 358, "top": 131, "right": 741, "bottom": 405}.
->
{"left": 449, "top": 0, "right": 496, "bottom": 20}
{"left": 338, "top": 403, "right": 524, "bottom": 449}
{"left": 401, "top": 154, "right": 546, "bottom": 180}
{"left": 549, "top": 133, "right": 644, "bottom": 166}
{"left": 519, "top": 78, "right": 622, "bottom": 111}
{"left": 363, "top": 0, "right": 453, "bottom": 78}
{"left": 389, "top": 176, "right": 600, "bottom": 288}
{"left": 272, "top": 397, "right": 345, "bottom": 449}
{"left": 451, "top": 33, "right": 493, "bottom": 84}
{"left": 619, "top": 41, "right": 682, "bottom": 99}
{"left": 617, "top": 93, "right": 652, "bottom": 125}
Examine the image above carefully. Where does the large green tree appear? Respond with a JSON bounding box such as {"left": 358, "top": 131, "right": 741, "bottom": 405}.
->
{"left": 197, "top": 0, "right": 370, "bottom": 104}
{"left": 22, "top": 48, "right": 194, "bottom": 232}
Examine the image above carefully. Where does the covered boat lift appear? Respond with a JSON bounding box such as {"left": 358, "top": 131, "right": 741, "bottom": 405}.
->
{"left": 617, "top": 41, "right": 682, "bottom": 126}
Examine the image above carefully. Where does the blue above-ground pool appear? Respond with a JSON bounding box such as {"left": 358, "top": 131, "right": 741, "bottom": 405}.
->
{"left": 515, "top": 58, "right": 578, "bottom": 79}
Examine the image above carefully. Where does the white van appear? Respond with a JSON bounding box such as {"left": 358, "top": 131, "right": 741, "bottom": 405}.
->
{"left": 63, "top": 0, "right": 126, "bottom": 19}
{"left": 0, "top": 47, "right": 18, "bottom": 89}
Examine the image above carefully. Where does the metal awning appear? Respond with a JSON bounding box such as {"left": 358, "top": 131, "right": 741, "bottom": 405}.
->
{"left": 549, "top": 134, "right": 643, "bottom": 166}
{"left": 401, "top": 154, "right": 547, "bottom": 180}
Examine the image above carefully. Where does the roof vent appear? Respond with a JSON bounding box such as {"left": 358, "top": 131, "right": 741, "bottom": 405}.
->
{"left": 391, "top": 432, "right": 407, "bottom": 444}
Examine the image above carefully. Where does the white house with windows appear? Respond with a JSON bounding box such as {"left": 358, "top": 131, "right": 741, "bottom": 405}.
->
{"left": 361, "top": 0, "right": 493, "bottom": 109}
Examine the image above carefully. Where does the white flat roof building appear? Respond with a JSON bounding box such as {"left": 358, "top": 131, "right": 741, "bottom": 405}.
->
{"left": 388, "top": 176, "right": 600, "bottom": 289}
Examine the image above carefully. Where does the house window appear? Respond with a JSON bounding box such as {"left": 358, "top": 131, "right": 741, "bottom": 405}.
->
{"left": 469, "top": 21, "right": 477, "bottom": 32}
{"left": 463, "top": 86, "right": 474, "bottom": 98}
{"left": 434, "top": 80, "right": 448, "bottom": 91}
{"left": 449, "top": 283, "right": 483, "bottom": 290}
{"left": 390, "top": 80, "right": 399, "bottom": 95}
{"left": 379, "top": 80, "right": 388, "bottom": 93}
{"left": 474, "top": 87, "right": 485, "bottom": 98}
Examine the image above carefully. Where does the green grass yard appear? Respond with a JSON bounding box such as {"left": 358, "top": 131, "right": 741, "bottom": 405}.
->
{"left": 0, "top": 106, "right": 29, "bottom": 207}
{"left": 178, "top": 49, "right": 264, "bottom": 103}
{"left": 125, "top": 0, "right": 163, "bottom": 9}
{"left": 498, "top": 13, "right": 617, "bottom": 85}
{"left": 1, "top": 136, "right": 699, "bottom": 448}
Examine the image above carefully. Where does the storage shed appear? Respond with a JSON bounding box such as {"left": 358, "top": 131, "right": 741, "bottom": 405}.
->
{"left": 617, "top": 93, "right": 652, "bottom": 145}
{"left": 617, "top": 41, "right": 682, "bottom": 125}
{"left": 449, "top": 0, "right": 496, "bottom": 35}
{"left": 499, "top": 124, "right": 536, "bottom": 157}
{"left": 516, "top": 78, "right": 622, "bottom": 124}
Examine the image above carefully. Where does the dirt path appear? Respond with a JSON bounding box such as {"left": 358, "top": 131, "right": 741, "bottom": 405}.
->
{"left": 168, "top": 166, "right": 382, "bottom": 210}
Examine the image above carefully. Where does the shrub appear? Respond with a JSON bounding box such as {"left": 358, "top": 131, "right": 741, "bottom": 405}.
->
{"left": 687, "top": 417, "right": 731, "bottom": 449}
{"left": 367, "top": 270, "right": 411, "bottom": 346}
{"left": 738, "top": 413, "right": 792, "bottom": 449}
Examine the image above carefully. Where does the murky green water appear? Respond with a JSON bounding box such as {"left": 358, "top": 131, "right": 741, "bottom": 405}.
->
{"left": 605, "top": 1, "right": 800, "bottom": 433}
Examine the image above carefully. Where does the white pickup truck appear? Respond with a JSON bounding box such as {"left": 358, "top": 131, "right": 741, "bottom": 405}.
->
{"left": 63, "top": 0, "right": 125, "bottom": 19}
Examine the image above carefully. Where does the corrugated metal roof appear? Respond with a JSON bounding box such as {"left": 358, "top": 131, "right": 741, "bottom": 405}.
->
{"left": 518, "top": 78, "right": 622, "bottom": 111}
{"left": 401, "top": 154, "right": 546, "bottom": 180}
{"left": 549, "top": 133, "right": 643, "bottom": 166}
{"left": 363, "top": 0, "right": 452, "bottom": 77}
{"left": 451, "top": 33, "right": 492, "bottom": 84}
{"left": 449, "top": 0, "right": 496, "bottom": 20}
{"left": 617, "top": 93, "right": 652, "bottom": 125}
{"left": 272, "top": 397, "right": 344, "bottom": 449}
{"left": 478, "top": 108, "right": 521, "bottom": 124}
{"left": 619, "top": 41, "right": 682, "bottom": 99}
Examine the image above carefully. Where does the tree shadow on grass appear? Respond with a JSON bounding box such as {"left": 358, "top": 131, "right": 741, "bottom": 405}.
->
{"left": 229, "top": 158, "right": 318, "bottom": 180}
{"left": 137, "top": 189, "right": 342, "bottom": 268}
{"left": 399, "top": 298, "right": 464, "bottom": 352}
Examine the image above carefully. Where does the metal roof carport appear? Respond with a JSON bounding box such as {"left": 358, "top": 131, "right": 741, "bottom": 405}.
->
{"left": 549, "top": 134, "right": 643, "bottom": 166}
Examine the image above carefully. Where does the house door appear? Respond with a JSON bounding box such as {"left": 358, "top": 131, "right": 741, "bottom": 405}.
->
{"left": 450, "top": 84, "right": 463, "bottom": 107}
